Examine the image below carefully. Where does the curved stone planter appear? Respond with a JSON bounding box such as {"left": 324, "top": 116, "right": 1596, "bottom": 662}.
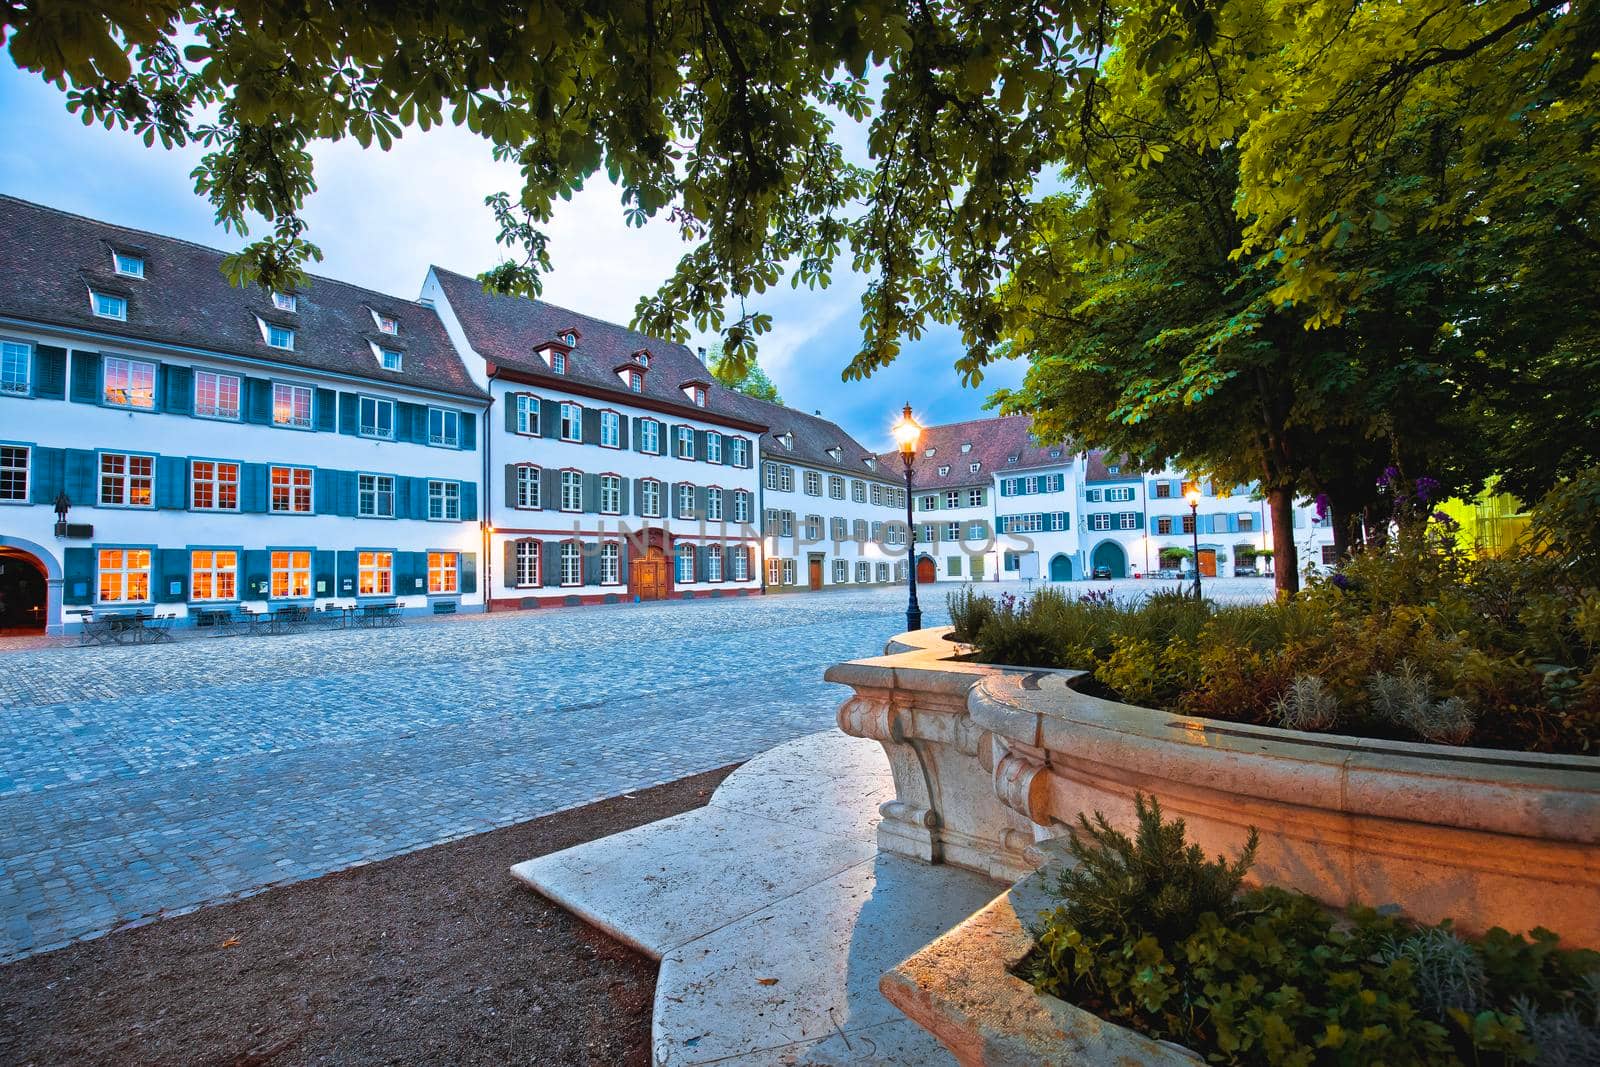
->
{"left": 826, "top": 627, "right": 1600, "bottom": 948}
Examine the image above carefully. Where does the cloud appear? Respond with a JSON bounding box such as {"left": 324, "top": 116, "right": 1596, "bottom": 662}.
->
{"left": 0, "top": 60, "right": 1011, "bottom": 447}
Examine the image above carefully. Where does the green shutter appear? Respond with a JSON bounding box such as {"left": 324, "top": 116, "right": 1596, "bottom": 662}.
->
{"left": 63, "top": 547, "right": 94, "bottom": 604}
{"left": 581, "top": 407, "right": 600, "bottom": 445}
{"left": 155, "top": 456, "right": 187, "bottom": 509}
{"left": 157, "top": 548, "right": 188, "bottom": 603}
{"left": 337, "top": 550, "right": 359, "bottom": 596}
{"left": 240, "top": 464, "right": 269, "bottom": 512}
{"left": 315, "top": 388, "right": 338, "bottom": 432}
{"left": 539, "top": 398, "right": 560, "bottom": 438}
{"left": 541, "top": 540, "right": 561, "bottom": 587}
{"left": 33, "top": 346, "right": 67, "bottom": 399}
{"left": 504, "top": 394, "right": 520, "bottom": 433}
{"left": 160, "top": 365, "right": 193, "bottom": 415}
{"left": 338, "top": 392, "right": 358, "bottom": 434}
{"left": 69, "top": 351, "right": 101, "bottom": 403}
{"left": 65, "top": 449, "right": 96, "bottom": 504}
{"left": 460, "top": 552, "right": 477, "bottom": 594}
{"left": 459, "top": 411, "right": 476, "bottom": 451}
{"left": 243, "top": 550, "right": 271, "bottom": 598}
{"left": 246, "top": 378, "right": 273, "bottom": 424}
{"left": 314, "top": 550, "right": 335, "bottom": 597}
{"left": 28, "top": 447, "right": 65, "bottom": 505}
{"left": 460, "top": 482, "right": 478, "bottom": 521}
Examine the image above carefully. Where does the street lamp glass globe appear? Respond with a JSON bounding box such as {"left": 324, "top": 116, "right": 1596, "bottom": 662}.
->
{"left": 891, "top": 404, "right": 922, "bottom": 454}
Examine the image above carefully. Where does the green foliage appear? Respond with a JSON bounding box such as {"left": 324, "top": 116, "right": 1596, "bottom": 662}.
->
{"left": 961, "top": 520, "right": 1600, "bottom": 754}
{"left": 705, "top": 341, "right": 783, "bottom": 403}
{"left": 946, "top": 586, "right": 994, "bottom": 644}
{"left": 1026, "top": 798, "right": 1598, "bottom": 1065}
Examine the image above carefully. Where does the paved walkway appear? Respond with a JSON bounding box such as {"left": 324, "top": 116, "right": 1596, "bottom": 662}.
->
{"left": 0, "top": 578, "right": 1271, "bottom": 962}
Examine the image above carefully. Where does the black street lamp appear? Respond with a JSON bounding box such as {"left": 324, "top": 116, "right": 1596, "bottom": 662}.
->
{"left": 892, "top": 403, "right": 924, "bottom": 632}
{"left": 1184, "top": 483, "right": 1203, "bottom": 601}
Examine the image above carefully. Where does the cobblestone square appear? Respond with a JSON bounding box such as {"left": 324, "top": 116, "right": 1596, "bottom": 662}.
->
{"left": 0, "top": 578, "right": 1268, "bottom": 962}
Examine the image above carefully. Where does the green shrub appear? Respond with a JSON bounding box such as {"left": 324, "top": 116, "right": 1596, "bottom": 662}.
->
{"left": 1025, "top": 796, "right": 1600, "bottom": 1065}
{"left": 946, "top": 586, "right": 994, "bottom": 644}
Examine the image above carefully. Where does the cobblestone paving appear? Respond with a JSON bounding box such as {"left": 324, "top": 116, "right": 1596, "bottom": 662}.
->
{"left": 0, "top": 578, "right": 1271, "bottom": 961}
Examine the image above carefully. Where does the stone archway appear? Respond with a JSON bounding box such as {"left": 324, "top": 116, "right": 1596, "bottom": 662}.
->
{"left": 1048, "top": 553, "right": 1072, "bottom": 581}
{"left": 1090, "top": 540, "right": 1127, "bottom": 579}
{"left": 0, "top": 538, "right": 60, "bottom": 633}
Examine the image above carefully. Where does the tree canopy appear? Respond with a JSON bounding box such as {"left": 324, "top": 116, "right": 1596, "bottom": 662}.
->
{"left": 6, "top": 1, "right": 1587, "bottom": 380}
{"left": 707, "top": 342, "right": 783, "bottom": 403}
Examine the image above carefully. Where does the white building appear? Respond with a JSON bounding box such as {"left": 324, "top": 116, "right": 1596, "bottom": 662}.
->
{"left": 994, "top": 442, "right": 1079, "bottom": 580}
{"left": 892, "top": 416, "right": 1018, "bottom": 583}
{"left": 0, "top": 196, "right": 487, "bottom": 634}
{"left": 423, "top": 266, "right": 766, "bottom": 607}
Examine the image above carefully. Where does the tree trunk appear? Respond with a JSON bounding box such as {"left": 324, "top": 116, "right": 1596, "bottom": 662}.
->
{"left": 1269, "top": 487, "right": 1299, "bottom": 597}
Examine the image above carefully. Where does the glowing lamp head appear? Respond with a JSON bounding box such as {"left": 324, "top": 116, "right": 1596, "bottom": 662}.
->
{"left": 1183, "top": 484, "right": 1202, "bottom": 508}
{"left": 891, "top": 403, "right": 923, "bottom": 456}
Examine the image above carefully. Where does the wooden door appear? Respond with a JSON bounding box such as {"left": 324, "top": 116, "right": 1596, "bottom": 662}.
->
{"left": 1197, "top": 549, "right": 1217, "bottom": 577}
{"left": 808, "top": 558, "right": 823, "bottom": 590}
{"left": 916, "top": 556, "right": 936, "bottom": 583}
{"left": 632, "top": 547, "right": 669, "bottom": 600}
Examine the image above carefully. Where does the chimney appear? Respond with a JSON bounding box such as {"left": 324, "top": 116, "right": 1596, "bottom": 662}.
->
{"left": 697, "top": 346, "right": 707, "bottom": 364}
{"left": 814, "top": 410, "right": 821, "bottom": 416}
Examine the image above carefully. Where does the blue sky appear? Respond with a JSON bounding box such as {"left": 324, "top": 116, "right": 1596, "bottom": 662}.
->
{"left": 0, "top": 59, "right": 1024, "bottom": 452}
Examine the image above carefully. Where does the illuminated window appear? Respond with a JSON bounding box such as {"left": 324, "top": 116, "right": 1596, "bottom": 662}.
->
{"left": 103, "top": 356, "right": 155, "bottom": 408}
{"left": 97, "top": 547, "right": 151, "bottom": 603}
{"left": 359, "top": 551, "right": 393, "bottom": 596}
{"left": 428, "top": 551, "right": 459, "bottom": 594}
{"left": 194, "top": 370, "right": 241, "bottom": 419}
{"left": 270, "top": 550, "right": 312, "bottom": 599}
{"left": 191, "top": 460, "right": 240, "bottom": 511}
{"left": 190, "top": 549, "right": 237, "bottom": 601}
{"left": 374, "top": 312, "right": 399, "bottom": 335}
{"left": 99, "top": 452, "right": 153, "bottom": 507}
{"left": 272, "top": 382, "right": 313, "bottom": 428}
{"left": 269, "top": 466, "right": 313, "bottom": 513}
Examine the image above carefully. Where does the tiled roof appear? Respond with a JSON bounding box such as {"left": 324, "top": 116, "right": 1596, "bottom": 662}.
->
{"left": 0, "top": 195, "right": 483, "bottom": 400}
{"left": 431, "top": 266, "right": 767, "bottom": 431}
{"left": 1082, "top": 449, "right": 1137, "bottom": 482}
{"left": 714, "top": 390, "right": 895, "bottom": 483}
{"left": 876, "top": 414, "right": 1071, "bottom": 490}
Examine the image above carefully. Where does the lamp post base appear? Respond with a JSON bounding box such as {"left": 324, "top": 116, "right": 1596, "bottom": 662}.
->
{"left": 906, "top": 606, "right": 923, "bottom": 632}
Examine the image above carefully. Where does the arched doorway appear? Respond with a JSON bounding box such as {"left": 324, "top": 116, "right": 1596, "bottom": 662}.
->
{"left": 1091, "top": 540, "right": 1127, "bottom": 579}
{"left": 0, "top": 548, "right": 48, "bottom": 633}
{"left": 915, "top": 555, "right": 937, "bottom": 584}
{"left": 1048, "top": 553, "right": 1072, "bottom": 581}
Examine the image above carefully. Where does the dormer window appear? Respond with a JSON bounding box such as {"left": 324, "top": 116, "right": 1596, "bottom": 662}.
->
{"left": 924, "top": 447, "right": 935, "bottom": 457}
{"left": 90, "top": 291, "right": 127, "bottom": 320}
{"left": 627, "top": 370, "right": 643, "bottom": 392}
{"left": 272, "top": 291, "right": 297, "bottom": 313}
{"left": 637, "top": 352, "right": 649, "bottom": 367}
{"left": 560, "top": 329, "right": 579, "bottom": 346}
{"left": 259, "top": 319, "right": 295, "bottom": 350}
{"left": 370, "top": 342, "right": 402, "bottom": 371}
{"left": 692, "top": 386, "right": 707, "bottom": 406}
{"left": 1006, "top": 454, "right": 1019, "bottom": 464}
{"left": 826, "top": 447, "right": 843, "bottom": 461}
{"left": 1049, "top": 448, "right": 1061, "bottom": 459}
{"left": 778, "top": 431, "right": 794, "bottom": 450}
{"left": 113, "top": 252, "right": 144, "bottom": 277}
{"left": 960, "top": 443, "right": 972, "bottom": 453}
{"left": 372, "top": 311, "right": 399, "bottom": 335}
{"left": 969, "top": 462, "right": 981, "bottom": 473}
{"left": 551, "top": 349, "right": 567, "bottom": 374}
{"left": 938, "top": 465, "right": 950, "bottom": 476}
{"left": 864, "top": 457, "right": 877, "bottom": 471}
{"left": 1108, "top": 464, "right": 1120, "bottom": 475}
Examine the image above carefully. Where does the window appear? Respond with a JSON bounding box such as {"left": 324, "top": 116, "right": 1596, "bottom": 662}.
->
{"left": 515, "top": 394, "right": 540, "bottom": 435}
{"left": 514, "top": 540, "right": 541, "bottom": 587}
{"left": 856, "top": 561, "right": 871, "bottom": 583}
{"left": 359, "top": 551, "right": 394, "bottom": 596}
{"left": 270, "top": 466, "right": 314, "bottom": 513}
{"left": 829, "top": 476, "right": 846, "bottom": 499}
{"left": 99, "top": 452, "right": 153, "bottom": 507}
{"left": 626, "top": 370, "right": 643, "bottom": 393}
{"left": 270, "top": 550, "right": 312, "bottom": 599}
{"left": 692, "top": 386, "right": 707, "bottom": 407}
{"left": 732, "top": 489, "right": 751, "bottom": 524}
{"left": 851, "top": 518, "right": 867, "bottom": 542}
{"left": 640, "top": 419, "right": 662, "bottom": 454}
{"left": 191, "top": 460, "right": 240, "bottom": 511}
{"left": 1091, "top": 514, "right": 1111, "bottom": 531}
{"left": 947, "top": 556, "right": 962, "bottom": 577}
{"left": 91, "top": 292, "right": 126, "bottom": 320}
{"left": 707, "top": 487, "right": 724, "bottom": 521}
{"left": 778, "top": 466, "right": 794, "bottom": 492}
{"left": 969, "top": 462, "right": 981, "bottom": 473}
{"left": 272, "top": 383, "right": 313, "bottom": 428}
{"left": 833, "top": 560, "right": 848, "bottom": 583}
{"left": 782, "top": 559, "right": 796, "bottom": 584}
{"left": 676, "top": 425, "right": 695, "bottom": 459}
{"left": 358, "top": 473, "right": 395, "bottom": 518}
{"left": 731, "top": 547, "right": 750, "bottom": 581}
{"left": 378, "top": 348, "right": 403, "bottom": 372}
{"left": 272, "top": 291, "right": 297, "bottom": 312}
{"left": 831, "top": 516, "right": 847, "bottom": 541}
{"left": 374, "top": 312, "right": 399, "bottom": 335}
{"left": 705, "top": 546, "right": 723, "bottom": 582}
{"left": 1086, "top": 489, "right": 1103, "bottom": 502}
{"left": 1156, "top": 516, "right": 1174, "bottom": 535}
{"left": 98, "top": 548, "right": 150, "bottom": 603}
{"left": 919, "top": 494, "right": 937, "bottom": 511}
{"left": 561, "top": 330, "right": 578, "bottom": 346}
{"left": 599, "top": 474, "right": 622, "bottom": 514}
{"left": 767, "top": 558, "right": 783, "bottom": 585}
{"left": 780, "top": 511, "right": 795, "bottom": 538}
{"left": 764, "top": 463, "right": 778, "bottom": 491}
{"left": 550, "top": 350, "right": 567, "bottom": 374}
{"left": 193, "top": 370, "right": 241, "bottom": 419}
{"left": 103, "top": 356, "right": 155, "bottom": 408}
{"left": 804, "top": 470, "right": 821, "bottom": 496}
{"left": 641, "top": 478, "right": 662, "bottom": 517}
{"left": 676, "top": 543, "right": 696, "bottom": 583}
{"left": 938, "top": 466, "right": 950, "bottom": 477}
{"left": 851, "top": 480, "right": 866, "bottom": 503}
{"left": 0, "top": 445, "right": 27, "bottom": 501}
{"left": 428, "top": 551, "right": 459, "bottom": 594}
{"left": 428, "top": 479, "right": 461, "bottom": 520}
{"left": 1238, "top": 513, "right": 1256, "bottom": 532}
{"left": 359, "top": 395, "right": 395, "bottom": 439}
{"left": 429, "top": 408, "right": 461, "bottom": 447}
{"left": 706, "top": 433, "right": 723, "bottom": 464}
{"left": 969, "top": 521, "right": 986, "bottom": 540}
{"left": 1154, "top": 482, "right": 1172, "bottom": 499}
{"left": 677, "top": 482, "right": 696, "bottom": 519}
{"left": 265, "top": 323, "right": 295, "bottom": 350}
{"left": 560, "top": 470, "right": 582, "bottom": 512}
{"left": 1182, "top": 514, "right": 1196, "bottom": 534}
{"left": 560, "top": 541, "right": 582, "bottom": 586}
{"left": 876, "top": 562, "right": 890, "bottom": 582}
{"left": 601, "top": 542, "right": 621, "bottom": 585}
{"left": 113, "top": 251, "right": 144, "bottom": 277}
{"left": 1322, "top": 545, "right": 1339, "bottom": 565}
{"left": 511, "top": 465, "right": 541, "bottom": 510}
{"left": 967, "top": 488, "right": 985, "bottom": 507}
{"left": 2, "top": 339, "right": 31, "bottom": 394}
{"left": 945, "top": 490, "right": 959, "bottom": 509}
{"left": 1107, "top": 486, "right": 1134, "bottom": 502}
{"left": 804, "top": 514, "right": 822, "bottom": 540}
{"left": 600, "top": 411, "right": 621, "bottom": 448}
{"left": 191, "top": 549, "right": 237, "bottom": 601}
{"left": 729, "top": 437, "right": 749, "bottom": 467}
{"left": 559, "top": 402, "right": 582, "bottom": 441}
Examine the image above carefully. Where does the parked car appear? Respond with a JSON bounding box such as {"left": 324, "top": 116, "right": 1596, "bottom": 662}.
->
{"left": 1093, "top": 566, "right": 1113, "bottom": 580}
{"left": 1234, "top": 565, "right": 1259, "bottom": 577}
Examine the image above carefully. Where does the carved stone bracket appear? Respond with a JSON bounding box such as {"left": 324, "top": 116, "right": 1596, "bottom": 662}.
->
{"left": 993, "top": 749, "right": 1048, "bottom": 826}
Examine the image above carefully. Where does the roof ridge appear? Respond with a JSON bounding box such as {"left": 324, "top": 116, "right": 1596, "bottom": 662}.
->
{"left": 0, "top": 194, "right": 435, "bottom": 310}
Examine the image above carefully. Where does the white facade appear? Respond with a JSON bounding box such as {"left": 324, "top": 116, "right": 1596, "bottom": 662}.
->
{"left": 994, "top": 462, "right": 1079, "bottom": 580}
{"left": 912, "top": 482, "right": 999, "bottom": 582}
{"left": 0, "top": 325, "right": 485, "bottom": 633}
{"left": 759, "top": 454, "right": 906, "bottom": 591}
